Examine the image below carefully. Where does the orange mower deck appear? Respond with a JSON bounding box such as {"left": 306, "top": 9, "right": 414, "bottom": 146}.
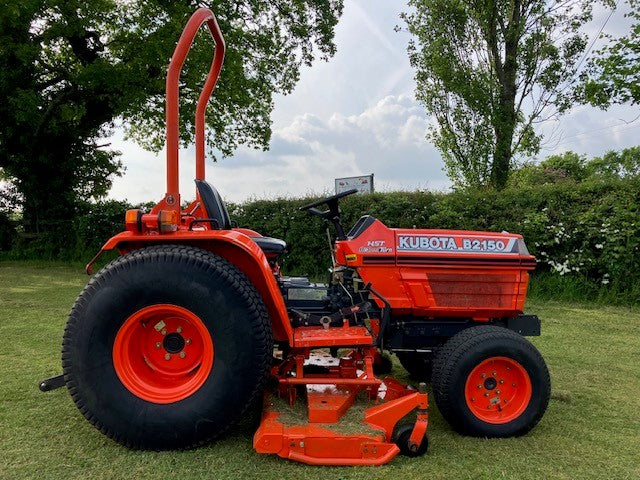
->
{"left": 254, "top": 349, "right": 429, "bottom": 465}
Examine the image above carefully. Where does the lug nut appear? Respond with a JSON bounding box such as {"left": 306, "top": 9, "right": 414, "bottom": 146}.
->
{"left": 481, "top": 373, "right": 486, "bottom": 378}
{"left": 477, "top": 384, "right": 482, "bottom": 389}
{"left": 185, "top": 338, "right": 191, "bottom": 345}
{"left": 496, "top": 390, "right": 501, "bottom": 394}
{"left": 499, "top": 379, "right": 504, "bottom": 384}
{"left": 177, "top": 327, "right": 182, "bottom": 333}
{"left": 179, "top": 351, "right": 186, "bottom": 359}
{"left": 161, "top": 329, "right": 167, "bottom": 336}
{"left": 164, "top": 353, "right": 171, "bottom": 360}
{"left": 484, "top": 392, "right": 489, "bottom": 397}
{"left": 155, "top": 342, "right": 161, "bottom": 348}
{"left": 512, "top": 383, "right": 516, "bottom": 387}
{"left": 492, "top": 371, "right": 497, "bottom": 376}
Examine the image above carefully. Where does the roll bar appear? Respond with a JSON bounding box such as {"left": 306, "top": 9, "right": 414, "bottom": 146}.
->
{"left": 164, "top": 7, "right": 225, "bottom": 212}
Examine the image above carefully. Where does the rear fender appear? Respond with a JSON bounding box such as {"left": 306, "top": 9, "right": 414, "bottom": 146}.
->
{"left": 87, "top": 230, "right": 293, "bottom": 343}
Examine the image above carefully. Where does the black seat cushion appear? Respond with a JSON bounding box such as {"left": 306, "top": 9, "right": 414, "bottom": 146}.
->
{"left": 252, "top": 236, "right": 287, "bottom": 255}
{"left": 195, "top": 179, "right": 231, "bottom": 229}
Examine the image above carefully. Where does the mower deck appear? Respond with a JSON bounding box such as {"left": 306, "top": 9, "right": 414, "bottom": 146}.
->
{"left": 253, "top": 348, "right": 429, "bottom": 465}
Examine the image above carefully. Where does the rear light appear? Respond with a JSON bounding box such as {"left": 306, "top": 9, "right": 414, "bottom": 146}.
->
{"left": 158, "top": 209, "right": 179, "bottom": 233}
{"left": 125, "top": 209, "right": 143, "bottom": 232}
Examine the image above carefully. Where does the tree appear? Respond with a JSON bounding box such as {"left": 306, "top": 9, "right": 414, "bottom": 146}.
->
{"left": 401, "top": 0, "right": 611, "bottom": 189}
{"left": 580, "top": 0, "right": 640, "bottom": 107}
{"left": 0, "top": 0, "right": 343, "bottom": 237}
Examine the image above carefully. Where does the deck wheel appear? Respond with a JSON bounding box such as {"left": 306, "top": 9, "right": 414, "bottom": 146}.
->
{"left": 393, "top": 423, "right": 429, "bottom": 457}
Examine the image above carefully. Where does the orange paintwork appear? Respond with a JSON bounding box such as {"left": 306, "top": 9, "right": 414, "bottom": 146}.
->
{"left": 254, "top": 377, "right": 428, "bottom": 466}
{"left": 292, "top": 325, "right": 374, "bottom": 348}
{"left": 253, "top": 410, "right": 398, "bottom": 466}
{"left": 164, "top": 8, "right": 225, "bottom": 213}
{"left": 88, "top": 229, "right": 293, "bottom": 343}
{"left": 336, "top": 218, "right": 536, "bottom": 319}
{"left": 464, "top": 356, "right": 533, "bottom": 424}
{"left": 112, "top": 304, "right": 214, "bottom": 404}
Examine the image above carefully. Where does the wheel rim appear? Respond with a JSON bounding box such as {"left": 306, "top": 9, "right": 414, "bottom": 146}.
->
{"left": 113, "top": 304, "right": 214, "bottom": 404}
{"left": 464, "top": 356, "right": 532, "bottom": 424}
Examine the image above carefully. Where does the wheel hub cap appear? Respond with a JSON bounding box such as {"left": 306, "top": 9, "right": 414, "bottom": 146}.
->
{"left": 112, "top": 304, "right": 214, "bottom": 404}
{"left": 464, "top": 356, "right": 532, "bottom": 424}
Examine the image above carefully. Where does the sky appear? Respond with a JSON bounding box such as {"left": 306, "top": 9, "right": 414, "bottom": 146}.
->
{"left": 108, "top": 1, "right": 639, "bottom": 205}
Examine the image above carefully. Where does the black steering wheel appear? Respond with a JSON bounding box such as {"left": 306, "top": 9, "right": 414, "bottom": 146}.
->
{"left": 299, "top": 188, "right": 358, "bottom": 239}
{"left": 299, "top": 188, "right": 358, "bottom": 212}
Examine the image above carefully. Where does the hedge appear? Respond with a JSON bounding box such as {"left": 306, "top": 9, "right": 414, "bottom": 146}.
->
{"left": 3, "top": 177, "right": 639, "bottom": 302}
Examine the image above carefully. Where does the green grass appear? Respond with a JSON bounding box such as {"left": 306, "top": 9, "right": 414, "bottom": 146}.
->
{"left": 1, "top": 262, "right": 639, "bottom": 480}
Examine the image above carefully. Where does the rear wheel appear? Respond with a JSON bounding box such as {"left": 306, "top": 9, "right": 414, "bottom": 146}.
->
{"left": 62, "top": 245, "right": 273, "bottom": 449}
{"left": 397, "top": 352, "right": 433, "bottom": 381}
{"left": 432, "top": 326, "right": 550, "bottom": 438}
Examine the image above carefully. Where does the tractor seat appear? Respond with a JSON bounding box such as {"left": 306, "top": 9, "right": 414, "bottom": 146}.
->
{"left": 195, "top": 179, "right": 286, "bottom": 256}
{"left": 252, "top": 236, "right": 287, "bottom": 255}
{"left": 195, "top": 179, "right": 231, "bottom": 229}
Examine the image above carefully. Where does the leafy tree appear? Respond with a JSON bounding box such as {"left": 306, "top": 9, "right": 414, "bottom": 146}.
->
{"left": 585, "top": 146, "right": 640, "bottom": 178}
{"left": 0, "top": 0, "right": 343, "bottom": 237}
{"left": 507, "top": 146, "right": 640, "bottom": 187}
{"left": 580, "top": 0, "right": 640, "bottom": 107}
{"left": 402, "top": 0, "right": 611, "bottom": 189}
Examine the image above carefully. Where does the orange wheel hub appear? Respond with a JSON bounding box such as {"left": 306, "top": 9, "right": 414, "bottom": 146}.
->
{"left": 464, "top": 356, "right": 532, "bottom": 424}
{"left": 113, "top": 304, "right": 214, "bottom": 404}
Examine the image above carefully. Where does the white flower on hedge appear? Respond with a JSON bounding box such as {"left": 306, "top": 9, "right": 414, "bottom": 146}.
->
{"left": 549, "top": 260, "right": 571, "bottom": 275}
{"left": 595, "top": 243, "right": 603, "bottom": 249}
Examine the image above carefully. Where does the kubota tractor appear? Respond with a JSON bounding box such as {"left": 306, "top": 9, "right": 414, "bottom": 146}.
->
{"left": 40, "top": 8, "right": 550, "bottom": 466}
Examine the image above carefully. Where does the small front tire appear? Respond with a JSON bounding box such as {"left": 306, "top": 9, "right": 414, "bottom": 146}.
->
{"left": 431, "top": 326, "right": 550, "bottom": 438}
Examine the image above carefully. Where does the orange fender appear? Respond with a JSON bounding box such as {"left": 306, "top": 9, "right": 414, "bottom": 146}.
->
{"left": 86, "top": 229, "right": 293, "bottom": 343}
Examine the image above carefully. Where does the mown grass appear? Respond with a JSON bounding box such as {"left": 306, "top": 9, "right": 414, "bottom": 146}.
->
{"left": 1, "top": 261, "right": 639, "bottom": 480}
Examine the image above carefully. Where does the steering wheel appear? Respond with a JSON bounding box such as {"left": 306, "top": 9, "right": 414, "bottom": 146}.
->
{"left": 299, "top": 188, "right": 358, "bottom": 239}
{"left": 299, "top": 188, "right": 358, "bottom": 214}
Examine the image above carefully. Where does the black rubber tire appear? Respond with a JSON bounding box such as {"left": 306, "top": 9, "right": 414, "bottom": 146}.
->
{"left": 392, "top": 423, "right": 428, "bottom": 457}
{"left": 62, "top": 245, "right": 273, "bottom": 449}
{"left": 431, "top": 326, "right": 550, "bottom": 438}
{"left": 397, "top": 352, "right": 433, "bottom": 381}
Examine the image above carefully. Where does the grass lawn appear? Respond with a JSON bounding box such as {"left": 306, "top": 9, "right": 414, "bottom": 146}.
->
{"left": 1, "top": 261, "right": 639, "bottom": 480}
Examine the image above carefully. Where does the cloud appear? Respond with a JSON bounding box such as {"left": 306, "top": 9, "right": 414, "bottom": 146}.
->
{"left": 207, "top": 94, "right": 449, "bottom": 202}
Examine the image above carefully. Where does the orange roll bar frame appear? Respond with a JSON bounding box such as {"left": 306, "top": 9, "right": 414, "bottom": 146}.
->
{"left": 165, "top": 7, "right": 226, "bottom": 213}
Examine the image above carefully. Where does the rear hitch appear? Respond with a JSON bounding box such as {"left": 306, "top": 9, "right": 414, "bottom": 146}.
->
{"left": 39, "top": 374, "right": 65, "bottom": 392}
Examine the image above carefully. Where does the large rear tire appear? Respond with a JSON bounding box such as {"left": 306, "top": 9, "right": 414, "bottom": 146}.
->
{"left": 62, "top": 245, "right": 273, "bottom": 449}
{"left": 431, "top": 326, "right": 550, "bottom": 438}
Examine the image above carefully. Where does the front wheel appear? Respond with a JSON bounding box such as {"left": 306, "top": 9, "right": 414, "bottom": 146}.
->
{"left": 431, "top": 326, "right": 550, "bottom": 438}
{"left": 62, "top": 245, "right": 273, "bottom": 449}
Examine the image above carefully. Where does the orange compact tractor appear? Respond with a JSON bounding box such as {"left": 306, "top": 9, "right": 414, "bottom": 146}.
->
{"left": 40, "top": 8, "right": 550, "bottom": 466}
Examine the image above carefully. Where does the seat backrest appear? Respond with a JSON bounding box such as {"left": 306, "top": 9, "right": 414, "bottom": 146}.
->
{"left": 195, "top": 179, "right": 231, "bottom": 229}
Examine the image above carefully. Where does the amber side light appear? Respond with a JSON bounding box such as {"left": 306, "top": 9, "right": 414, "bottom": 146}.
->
{"left": 158, "top": 210, "right": 179, "bottom": 233}
{"left": 125, "top": 209, "right": 143, "bottom": 232}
